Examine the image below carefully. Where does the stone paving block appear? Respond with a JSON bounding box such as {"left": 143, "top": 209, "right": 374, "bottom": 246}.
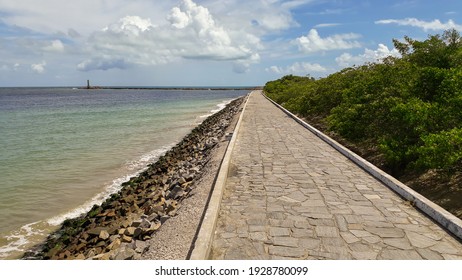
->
{"left": 299, "top": 238, "right": 321, "bottom": 250}
{"left": 277, "top": 196, "right": 301, "bottom": 204}
{"left": 405, "top": 231, "right": 438, "bottom": 248}
{"left": 287, "top": 215, "right": 308, "bottom": 222}
{"left": 269, "top": 219, "right": 294, "bottom": 228}
{"left": 416, "top": 248, "right": 444, "bottom": 260}
{"left": 272, "top": 237, "right": 299, "bottom": 248}
{"left": 294, "top": 220, "right": 311, "bottom": 229}
{"left": 323, "top": 245, "right": 351, "bottom": 256}
{"left": 322, "top": 237, "right": 346, "bottom": 247}
{"left": 364, "top": 194, "right": 381, "bottom": 200}
{"left": 292, "top": 228, "right": 314, "bottom": 238}
{"left": 363, "top": 221, "right": 394, "bottom": 228}
{"left": 268, "top": 246, "right": 306, "bottom": 258}
{"left": 308, "top": 250, "right": 351, "bottom": 260}
{"left": 267, "top": 212, "right": 286, "bottom": 220}
{"left": 351, "top": 251, "right": 379, "bottom": 260}
{"left": 350, "top": 229, "right": 375, "bottom": 238}
{"left": 247, "top": 219, "right": 267, "bottom": 226}
{"left": 379, "top": 249, "right": 422, "bottom": 260}
{"left": 307, "top": 219, "right": 336, "bottom": 228}
{"left": 361, "top": 235, "right": 382, "bottom": 244}
{"left": 295, "top": 206, "right": 330, "bottom": 214}
{"left": 249, "top": 232, "right": 267, "bottom": 242}
{"left": 209, "top": 91, "right": 462, "bottom": 260}
{"left": 350, "top": 205, "right": 383, "bottom": 216}
{"left": 362, "top": 215, "right": 387, "bottom": 222}
{"left": 422, "top": 231, "right": 445, "bottom": 241}
{"left": 349, "top": 224, "right": 366, "bottom": 231}
{"left": 343, "top": 215, "right": 364, "bottom": 224}
{"left": 383, "top": 238, "right": 413, "bottom": 250}
{"left": 269, "top": 227, "right": 291, "bottom": 237}
{"left": 248, "top": 225, "right": 266, "bottom": 232}
{"left": 315, "top": 226, "right": 340, "bottom": 237}
{"left": 301, "top": 199, "right": 327, "bottom": 207}
{"left": 303, "top": 213, "right": 333, "bottom": 219}
{"left": 340, "top": 232, "right": 360, "bottom": 244}
{"left": 442, "top": 253, "right": 462, "bottom": 259}
{"left": 221, "top": 232, "right": 238, "bottom": 239}
{"left": 429, "top": 242, "right": 462, "bottom": 255}
{"left": 224, "top": 247, "right": 249, "bottom": 260}
{"left": 365, "top": 227, "right": 405, "bottom": 238}
{"left": 334, "top": 215, "right": 348, "bottom": 232}
{"left": 348, "top": 242, "right": 374, "bottom": 252}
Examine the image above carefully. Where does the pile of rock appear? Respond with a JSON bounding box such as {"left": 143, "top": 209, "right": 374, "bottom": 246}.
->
{"left": 23, "top": 96, "right": 245, "bottom": 260}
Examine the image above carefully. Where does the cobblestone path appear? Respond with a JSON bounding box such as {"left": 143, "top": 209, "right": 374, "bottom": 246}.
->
{"left": 210, "top": 91, "right": 462, "bottom": 260}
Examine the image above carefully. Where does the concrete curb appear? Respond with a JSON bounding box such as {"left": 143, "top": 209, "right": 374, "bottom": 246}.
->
{"left": 262, "top": 92, "right": 462, "bottom": 241}
{"left": 189, "top": 91, "right": 252, "bottom": 259}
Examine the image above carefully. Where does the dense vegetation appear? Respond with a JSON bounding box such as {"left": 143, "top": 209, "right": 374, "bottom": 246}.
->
{"left": 264, "top": 29, "right": 462, "bottom": 217}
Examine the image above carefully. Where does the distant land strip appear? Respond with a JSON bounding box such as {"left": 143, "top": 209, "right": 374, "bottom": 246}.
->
{"left": 81, "top": 86, "right": 262, "bottom": 91}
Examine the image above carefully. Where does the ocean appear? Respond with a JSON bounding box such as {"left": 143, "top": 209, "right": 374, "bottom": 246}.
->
{"left": 0, "top": 87, "right": 248, "bottom": 259}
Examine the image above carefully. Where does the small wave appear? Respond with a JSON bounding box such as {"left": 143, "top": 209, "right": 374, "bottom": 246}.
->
{"left": 46, "top": 144, "right": 173, "bottom": 226}
{"left": 198, "top": 99, "right": 233, "bottom": 120}
{"left": 125, "top": 146, "right": 172, "bottom": 172}
{"left": 0, "top": 221, "right": 44, "bottom": 259}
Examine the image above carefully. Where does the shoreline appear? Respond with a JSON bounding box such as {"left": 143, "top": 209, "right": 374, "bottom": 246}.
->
{"left": 81, "top": 87, "right": 262, "bottom": 91}
{"left": 22, "top": 95, "right": 247, "bottom": 260}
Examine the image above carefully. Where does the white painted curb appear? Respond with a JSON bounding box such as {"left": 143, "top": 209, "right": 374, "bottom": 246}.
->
{"left": 189, "top": 91, "right": 252, "bottom": 259}
{"left": 263, "top": 92, "right": 462, "bottom": 241}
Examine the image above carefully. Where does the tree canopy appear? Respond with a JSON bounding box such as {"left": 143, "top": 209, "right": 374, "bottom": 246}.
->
{"left": 265, "top": 29, "right": 462, "bottom": 175}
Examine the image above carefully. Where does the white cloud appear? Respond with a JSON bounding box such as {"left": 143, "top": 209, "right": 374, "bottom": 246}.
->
{"left": 233, "top": 53, "right": 261, "bottom": 74}
{"left": 335, "top": 44, "right": 400, "bottom": 68}
{"left": 267, "top": 61, "right": 327, "bottom": 74}
{"left": 281, "top": 0, "right": 315, "bottom": 9}
{"left": 43, "top": 40, "right": 65, "bottom": 52}
{"left": 257, "top": 12, "right": 297, "bottom": 31}
{"left": 314, "top": 23, "right": 341, "bottom": 28}
{"left": 198, "top": 0, "right": 313, "bottom": 34}
{"left": 294, "top": 29, "right": 361, "bottom": 53}
{"left": 77, "top": 57, "right": 129, "bottom": 71}
{"left": 0, "top": 0, "right": 170, "bottom": 35}
{"left": 168, "top": 6, "right": 192, "bottom": 29}
{"left": 375, "top": 18, "right": 462, "bottom": 32}
{"left": 103, "top": 16, "right": 154, "bottom": 35}
{"left": 0, "top": 0, "right": 305, "bottom": 38}
{"left": 78, "top": 0, "right": 260, "bottom": 71}
{"left": 31, "top": 61, "right": 46, "bottom": 73}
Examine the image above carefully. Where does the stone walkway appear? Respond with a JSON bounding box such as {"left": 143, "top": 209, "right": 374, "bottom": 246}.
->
{"left": 210, "top": 91, "right": 462, "bottom": 260}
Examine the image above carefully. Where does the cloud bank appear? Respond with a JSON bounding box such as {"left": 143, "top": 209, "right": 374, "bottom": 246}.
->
{"left": 335, "top": 44, "right": 400, "bottom": 68}
{"left": 294, "top": 29, "right": 361, "bottom": 53}
{"left": 376, "top": 18, "right": 462, "bottom": 32}
{"left": 267, "top": 62, "right": 327, "bottom": 75}
{"left": 77, "top": 0, "right": 260, "bottom": 71}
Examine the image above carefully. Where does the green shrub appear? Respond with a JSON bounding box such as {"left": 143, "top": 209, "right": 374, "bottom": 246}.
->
{"left": 416, "top": 128, "right": 462, "bottom": 170}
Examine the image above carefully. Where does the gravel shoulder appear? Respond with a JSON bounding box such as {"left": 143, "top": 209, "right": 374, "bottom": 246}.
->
{"left": 141, "top": 98, "right": 245, "bottom": 260}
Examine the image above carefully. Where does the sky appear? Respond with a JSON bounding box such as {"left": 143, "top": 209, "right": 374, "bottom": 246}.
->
{"left": 0, "top": 0, "right": 461, "bottom": 87}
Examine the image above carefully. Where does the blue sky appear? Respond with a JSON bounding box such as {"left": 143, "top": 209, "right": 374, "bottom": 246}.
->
{"left": 0, "top": 0, "right": 461, "bottom": 87}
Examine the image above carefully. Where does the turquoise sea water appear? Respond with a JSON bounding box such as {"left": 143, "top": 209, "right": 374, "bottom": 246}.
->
{"left": 0, "top": 87, "right": 247, "bottom": 259}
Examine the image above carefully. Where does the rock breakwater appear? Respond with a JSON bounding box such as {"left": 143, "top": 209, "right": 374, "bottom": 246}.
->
{"left": 22, "top": 96, "right": 246, "bottom": 260}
